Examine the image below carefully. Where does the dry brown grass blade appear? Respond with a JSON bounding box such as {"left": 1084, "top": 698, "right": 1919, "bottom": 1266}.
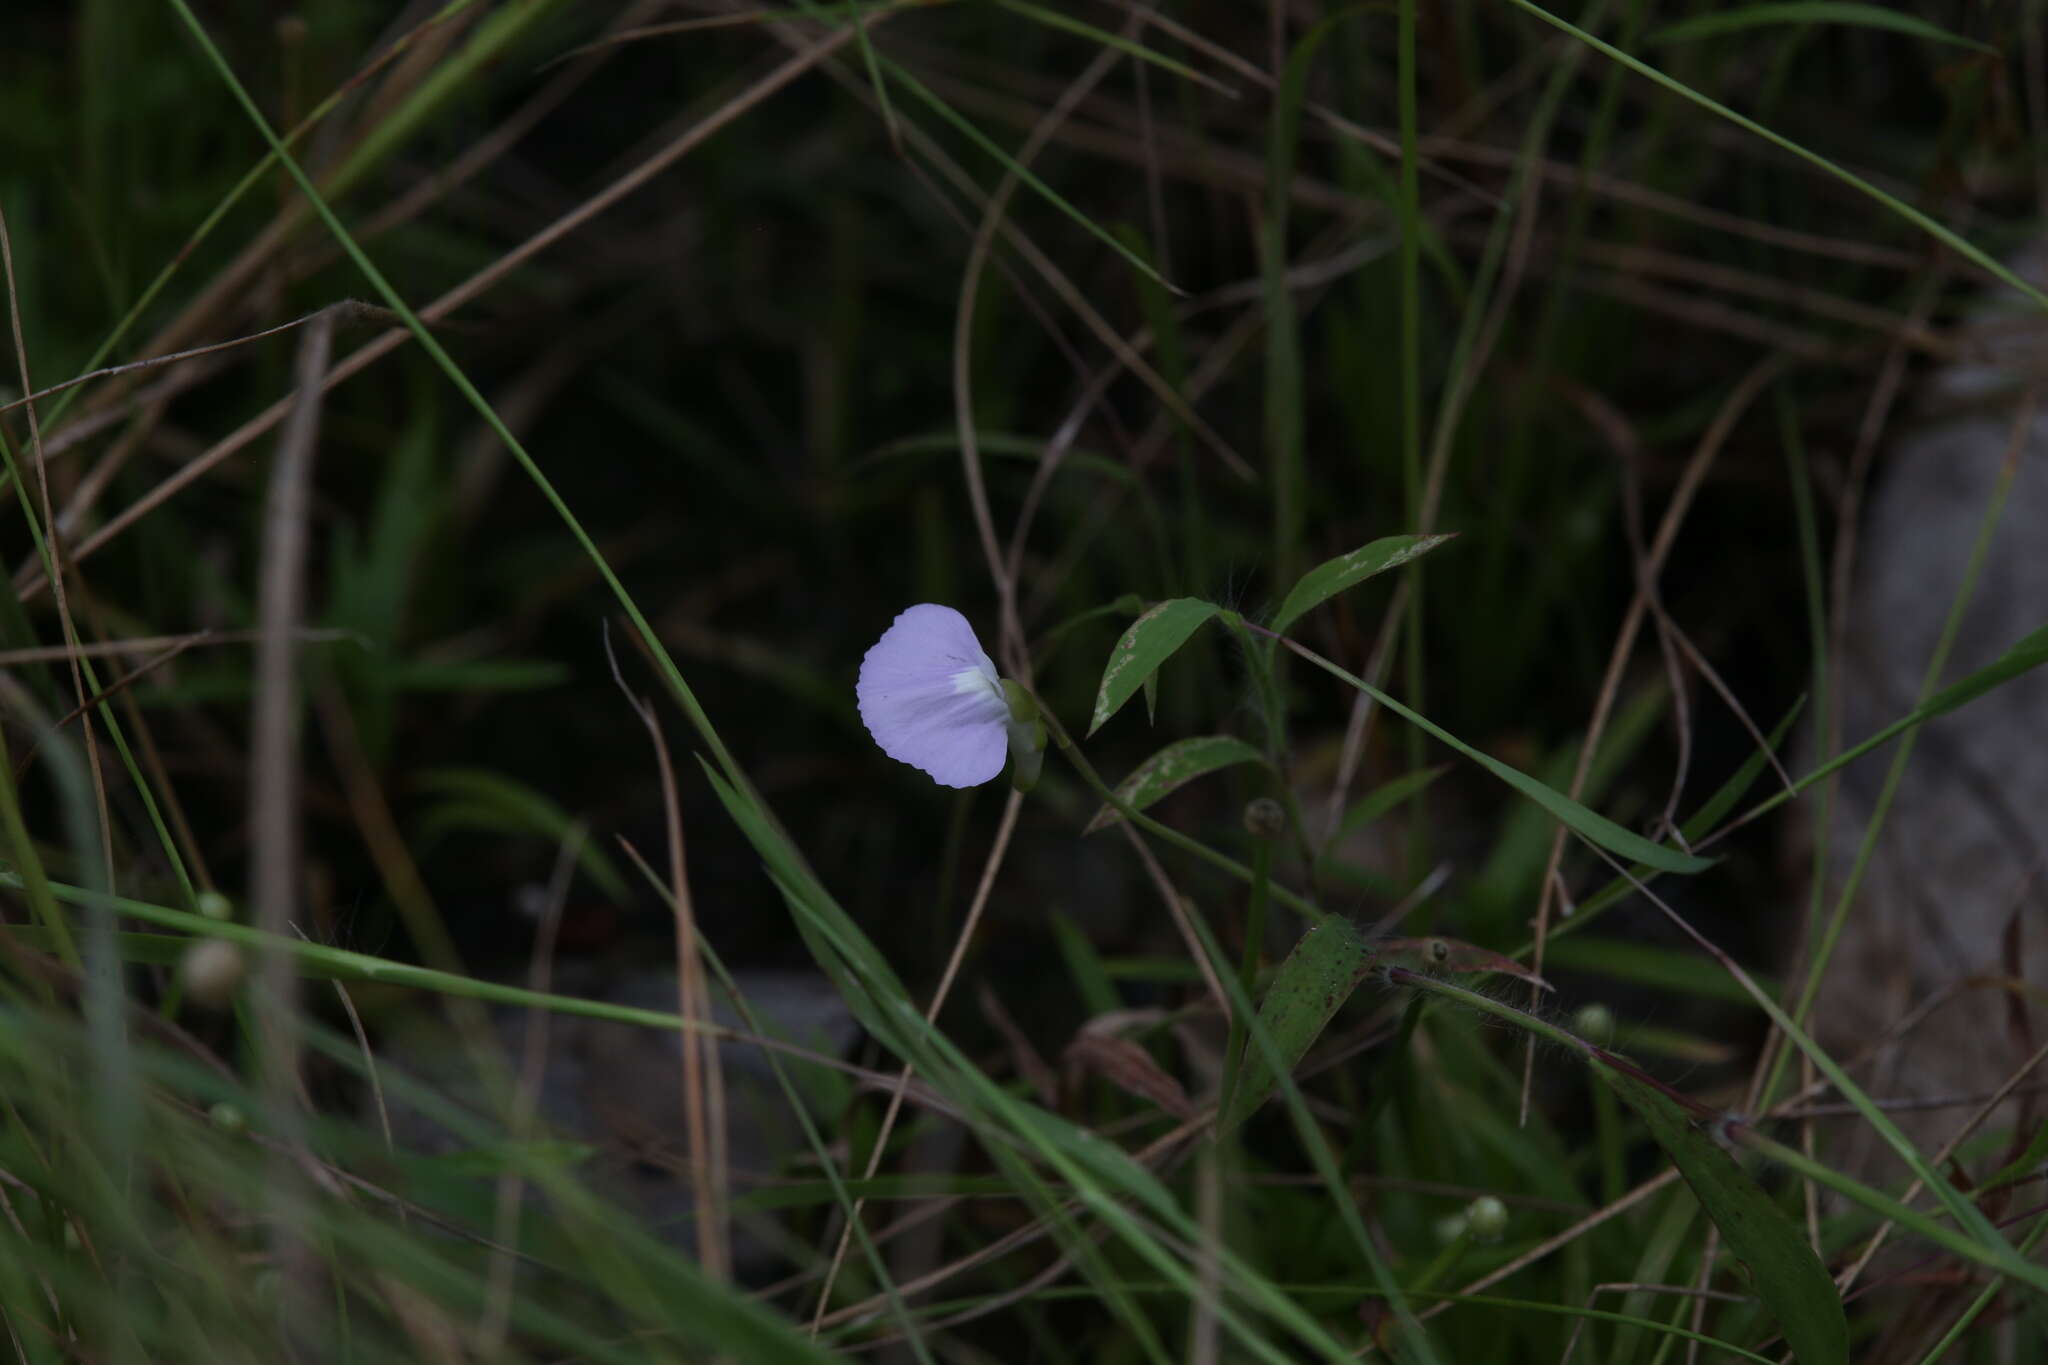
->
{"left": 605, "top": 626, "right": 731, "bottom": 1282}
{"left": 0, "top": 304, "right": 391, "bottom": 420}
{"left": 0, "top": 627, "right": 353, "bottom": 666}
{"left": 1562, "top": 376, "right": 1795, "bottom": 825}
{"left": 1694, "top": 274, "right": 1956, "bottom": 865}
{"left": 246, "top": 301, "right": 336, "bottom": 1344}
{"left": 109, "top": 674, "right": 213, "bottom": 895}
{"left": 479, "top": 824, "right": 583, "bottom": 1353}
{"left": 0, "top": 202, "right": 114, "bottom": 891}
{"left": 957, "top": 26, "right": 1130, "bottom": 675}
{"left": 1517, "top": 351, "right": 1796, "bottom": 1124}
{"left": 19, "top": 25, "right": 860, "bottom": 603}
{"left": 808, "top": 786, "right": 1025, "bottom": 1334}
{"left": 10, "top": 636, "right": 205, "bottom": 786}
{"left": 1830, "top": 1033, "right": 2048, "bottom": 1298}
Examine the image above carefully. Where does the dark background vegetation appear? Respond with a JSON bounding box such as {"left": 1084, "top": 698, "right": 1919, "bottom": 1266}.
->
{"left": 2, "top": 0, "right": 2041, "bottom": 1358}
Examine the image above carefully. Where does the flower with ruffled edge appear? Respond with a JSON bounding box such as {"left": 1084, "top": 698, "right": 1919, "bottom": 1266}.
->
{"left": 857, "top": 604, "right": 1043, "bottom": 789}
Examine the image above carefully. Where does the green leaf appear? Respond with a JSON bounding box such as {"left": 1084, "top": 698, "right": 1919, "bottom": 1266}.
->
{"left": 1088, "top": 598, "right": 1221, "bottom": 736}
{"left": 1594, "top": 1060, "right": 1847, "bottom": 1365}
{"left": 1218, "top": 916, "right": 1373, "bottom": 1135}
{"left": 1086, "top": 736, "right": 1266, "bottom": 834}
{"left": 1288, "top": 645, "right": 1714, "bottom": 874}
{"left": 1270, "top": 533, "right": 1458, "bottom": 635}
{"left": 1648, "top": 3, "right": 1992, "bottom": 51}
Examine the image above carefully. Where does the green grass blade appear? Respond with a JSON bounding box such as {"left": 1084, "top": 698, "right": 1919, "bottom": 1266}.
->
{"left": 1282, "top": 637, "right": 1714, "bottom": 874}
{"left": 1503, "top": 0, "right": 2048, "bottom": 310}
{"left": 1647, "top": 3, "right": 1993, "bottom": 51}
{"left": 1593, "top": 1062, "right": 1846, "bottom": 1365}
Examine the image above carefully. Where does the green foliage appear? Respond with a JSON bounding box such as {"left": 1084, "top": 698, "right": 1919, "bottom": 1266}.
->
{"left": 3, "top": 0, "right": 2045, "bottom": 1357}
{"left": 1593, "top": 1061, "right": 1846, "bottom": 1365}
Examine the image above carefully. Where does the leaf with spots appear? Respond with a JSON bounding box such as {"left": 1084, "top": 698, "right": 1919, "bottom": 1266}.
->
{"left": 1087, "top": 598, "right": 1221, "bottom": 736}
{"left": 1269, "top": 534, "right": 1457, "bottom": 636}
{"left": 1085, "top": 735, "right": 1267, "bottom": 833}
{"left": 1218, "top": 916, "right": 1374, "bottom": 1136}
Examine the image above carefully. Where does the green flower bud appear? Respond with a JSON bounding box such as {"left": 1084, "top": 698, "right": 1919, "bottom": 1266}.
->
{"left": 1465, "top": 1195, "right": 1508, "bottom": 1243}
{"left": 1242, "top": 797, "right": 1286, "bottom": 839}
{"left": 1572, "top": 1003, "right": 1616, "bottom": 1046}
{"left": 1000, "top": 679, "right": 1047, "bottom": 793}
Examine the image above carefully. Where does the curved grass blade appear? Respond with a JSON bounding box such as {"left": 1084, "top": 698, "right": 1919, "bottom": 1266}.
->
{"left": 1648, "top": 3, "right": 1993, "bottom": 51}
{"left": 1504, "top": 0, "right": 2048, "bottom": 311}
{"left": 1088, "top": 598, "right": 1221, "bottom": 735}
{"left": 1283, "top": 639, "right": 1715, "bottom": 874}
{"left": 1593, "top": 1061, "right": 1847, "bottom": 1365}
{"left": 1730, "top": 625, "right": 2047, "bottom": 832}
{"left": 1270, "top": 533, "right": 1457, "bottom": 636}
{"left": 1085, "top": 735, "right": 1266, "bottom": 833}
{"left": 991, "top": 0, "right": 1236, "bottom": 93}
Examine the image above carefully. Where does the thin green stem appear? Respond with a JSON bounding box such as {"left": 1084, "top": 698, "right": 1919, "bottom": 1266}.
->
{"left": 1217, "top": 830, "right": 1274, "bottom": 1121}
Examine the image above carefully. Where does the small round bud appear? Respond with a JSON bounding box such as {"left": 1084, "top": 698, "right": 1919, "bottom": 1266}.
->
{"left": 195, "top": 890, "right": 234, "bottom": 921}
{"left": 1431, "top": 1212, "right": 1468, "bottom": 1244}
{"left": 1242, "top": 798, "right": 1286, "bottom": 840}
{"left": 1464, "top": 1195, "right": 1508, "bottom": 1243}
{"left": 1572, "top": 1003, "right": 1616, "bottom": 1046}
{"left": 209, "top": 1102, "right": 247, "bottom": 1136}
{"left": 177, "top": 939, "right": 246, "bottom": 1010}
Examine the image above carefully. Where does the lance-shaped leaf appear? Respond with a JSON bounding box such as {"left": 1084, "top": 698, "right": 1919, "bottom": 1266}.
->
{"left": 1593, "top": 1060, "right": 1847, "bottom": 1365}
{"left": 1222, "top": 926, "right": 1564, "bottom": 1134}
{"left": 1218, "top": 916, "right": 1374, "bottom": 1135}
{"left": 1270, "top": 534, "right": 1457, "bottom": 636}
{"left": 1088, "top": 598, "right": 1221, "bottom": 736}
{"left": 1086, "top": 735, "right": 1267, "bottom": 833}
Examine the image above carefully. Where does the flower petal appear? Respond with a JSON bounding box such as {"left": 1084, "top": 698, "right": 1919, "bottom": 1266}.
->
{"left": 857, "top": 604, "right": 1009, "bottom": 787}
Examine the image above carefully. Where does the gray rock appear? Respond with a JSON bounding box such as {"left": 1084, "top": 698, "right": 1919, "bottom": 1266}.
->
{"left": 1809, "top": 255, "right": 2048, "bottom": 1164}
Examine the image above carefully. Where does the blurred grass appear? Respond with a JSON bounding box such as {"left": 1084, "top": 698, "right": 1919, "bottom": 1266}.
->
{"left": 1, "top": 0, "right": 2045, "bottom": 1359}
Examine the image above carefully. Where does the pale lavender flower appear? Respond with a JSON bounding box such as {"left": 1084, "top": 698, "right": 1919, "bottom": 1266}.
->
{"left": 857, "top": 604, "right": 1012, "bottom": 788}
